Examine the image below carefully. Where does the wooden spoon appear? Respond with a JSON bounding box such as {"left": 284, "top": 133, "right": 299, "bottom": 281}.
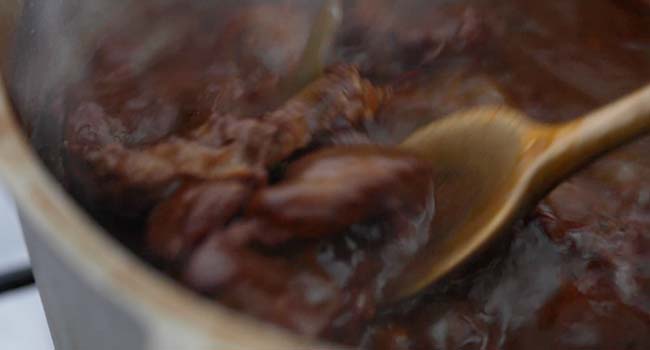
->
{"left": 387, "top": 84, "right": 650, "bottom": 301}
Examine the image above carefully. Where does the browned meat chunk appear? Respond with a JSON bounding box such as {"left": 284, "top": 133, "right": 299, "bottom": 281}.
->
{"left": 146, "top": 180, "right": 253, "bottom": 263}
{"left": 65, "top": 65, "right": 387, "bottom": 214}
{"left": 173, "top": 145, "right": 435, "bottom": 338}
{"left": 182, "top": 230, "right": 345, "bottom": 336}
{"left": 260, "top": 65, "right": 388, "bottom": 164}
{"left": 248, "top": 146, "right": 434, "bottom": 244}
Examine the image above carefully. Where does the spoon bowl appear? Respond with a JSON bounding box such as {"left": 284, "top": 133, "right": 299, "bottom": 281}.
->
{"left": 388, "top": 84, "right": 650, "bottom": 300}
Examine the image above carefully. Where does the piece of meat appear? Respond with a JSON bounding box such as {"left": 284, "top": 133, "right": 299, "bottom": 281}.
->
{"left": 147, "top": 180, "right": 253, "bottom": 263}
{"left": 65, "top": 96, "right": 180, "bottom": 148}
{"left": 63, "top": 101, "right": 182, "bottom": 214}
{"left": 66, "top": 65, "right": 386, "bottom": 214}
{"left": 248, "top": 145, "right": 434, "bottom": 244}
{"left": 82, "top": 126, "right": 270, "bottom": 183}
{"left": 259, "top": 65, "right": 389, "bottom": 164}
{"left": 182, "top": 229, "right": 346, "bottom": 336}
{"left": 66, "top": 138, "right": 260, "bottom": 216}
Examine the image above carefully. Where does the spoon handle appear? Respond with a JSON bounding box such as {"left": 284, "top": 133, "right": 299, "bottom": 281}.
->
{"left": 543, "top": 84, "right": 650, "bottom": 174}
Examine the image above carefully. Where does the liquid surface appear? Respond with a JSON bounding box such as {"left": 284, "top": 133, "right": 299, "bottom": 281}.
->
{"left": 53, "top": 0, "right": 650, "bottom": 348}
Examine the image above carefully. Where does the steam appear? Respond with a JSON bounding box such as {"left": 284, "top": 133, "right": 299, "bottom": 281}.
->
{"left": 7, "top": 0, "right": 140, "bottom": 176}
{"left": 5, "top": 0, "right": 231, "bottom": 176}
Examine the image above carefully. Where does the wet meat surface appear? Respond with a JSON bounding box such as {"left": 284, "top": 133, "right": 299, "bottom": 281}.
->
{"left": 248, "top": 146, "right": 433, "bottom": 242}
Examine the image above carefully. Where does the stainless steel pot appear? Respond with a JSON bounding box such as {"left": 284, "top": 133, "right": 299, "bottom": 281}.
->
{"left": 0, "top": 2, "right": 334, "bottom": 349}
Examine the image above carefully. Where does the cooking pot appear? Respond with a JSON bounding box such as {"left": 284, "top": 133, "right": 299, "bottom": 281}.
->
{"left": 0, "top": 1, "right": 330, "bottom": 349}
